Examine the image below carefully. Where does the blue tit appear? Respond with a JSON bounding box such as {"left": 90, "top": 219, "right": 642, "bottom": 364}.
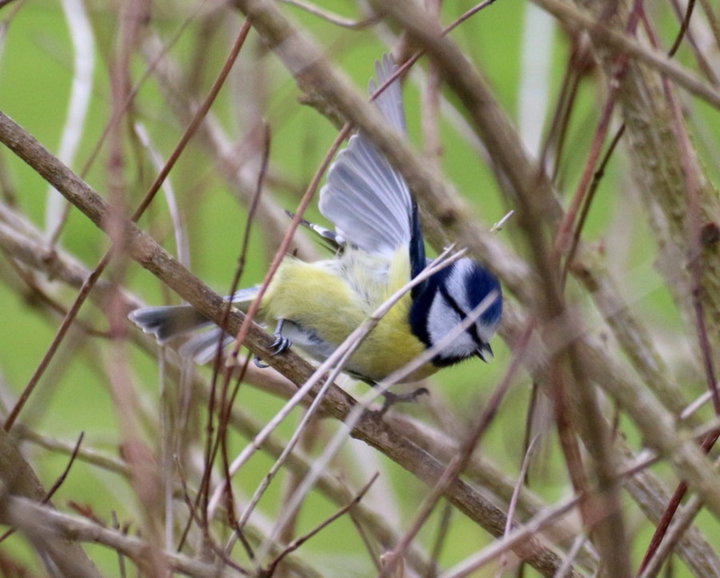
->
{"left": 129, "top": 56, "right": 503, "bottom": 385}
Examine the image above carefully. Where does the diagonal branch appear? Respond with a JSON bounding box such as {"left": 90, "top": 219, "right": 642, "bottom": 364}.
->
{"left": 0, "top": 109, "right": 582, "bottom": 578}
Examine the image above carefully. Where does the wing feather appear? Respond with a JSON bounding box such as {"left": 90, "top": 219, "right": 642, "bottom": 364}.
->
{"left": 319, "top": 55, "right": 414, "bottom": 257}
{"left": 370, "top": 55, "right": 406, "bottom": 133}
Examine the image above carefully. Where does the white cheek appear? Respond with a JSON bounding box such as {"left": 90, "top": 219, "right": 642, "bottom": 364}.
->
{"left": 448, "top": 260, "right": 475, "bottom": 310}
{"left": 427, "top": 295, "right": 476, "bottom": 357}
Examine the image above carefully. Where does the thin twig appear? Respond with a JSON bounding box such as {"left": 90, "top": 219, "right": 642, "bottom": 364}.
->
{"left": 264, "top": 473, "right": 379, "bottom": 575}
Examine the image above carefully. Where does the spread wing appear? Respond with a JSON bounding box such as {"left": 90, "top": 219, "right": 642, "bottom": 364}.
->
{"left": 319, "top": 55, "right": 425, "bottom": 277}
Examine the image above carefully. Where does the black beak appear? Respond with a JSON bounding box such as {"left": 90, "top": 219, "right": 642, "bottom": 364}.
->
{"left": 475, "top": 342, "right": 493, "bottom": 362}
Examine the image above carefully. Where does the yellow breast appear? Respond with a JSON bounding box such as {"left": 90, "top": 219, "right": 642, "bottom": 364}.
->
{"left": 259, "top": 249, "right": 435, "bottom": 383}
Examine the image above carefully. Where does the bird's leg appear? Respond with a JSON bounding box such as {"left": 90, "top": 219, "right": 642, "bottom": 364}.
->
{"left": 377, "top": 387, "right": 429, "bottom": 416}
{"left": 254, "top": 319, "right": 292, "bottom": 368}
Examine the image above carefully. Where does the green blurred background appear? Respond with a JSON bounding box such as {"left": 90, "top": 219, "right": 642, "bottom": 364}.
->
{"left": 0, "top": 0, "right": 715, "bottom": 575}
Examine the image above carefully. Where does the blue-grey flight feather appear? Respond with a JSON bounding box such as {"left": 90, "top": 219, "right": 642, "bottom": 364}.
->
{"left": 319, "top": 55, "right": 414, "bottom": 257}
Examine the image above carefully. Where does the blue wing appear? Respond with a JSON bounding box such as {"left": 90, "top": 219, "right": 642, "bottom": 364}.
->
{"left": 319, "top": 55, "right": 426, "bottom": 282}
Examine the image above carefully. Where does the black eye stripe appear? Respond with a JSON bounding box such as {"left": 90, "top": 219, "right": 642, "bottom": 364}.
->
{"left": 438, "top": 284, "right": 463, "bottom": 316}
{"left": 437, "top": 284, "right": 483, "bottom": 346}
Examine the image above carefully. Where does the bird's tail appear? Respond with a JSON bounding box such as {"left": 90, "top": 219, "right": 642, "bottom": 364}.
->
{"left": 128, "top": 286, "right": 260, "bottom": 364}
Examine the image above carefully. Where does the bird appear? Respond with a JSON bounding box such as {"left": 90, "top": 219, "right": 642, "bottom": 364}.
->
{"left": 129, "top": 55, "right": 502, "bottom": 393}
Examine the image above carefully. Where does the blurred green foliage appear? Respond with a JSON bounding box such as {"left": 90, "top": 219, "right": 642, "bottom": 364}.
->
{"left": 0, "top": 0, "right": 712, "bottom": 575}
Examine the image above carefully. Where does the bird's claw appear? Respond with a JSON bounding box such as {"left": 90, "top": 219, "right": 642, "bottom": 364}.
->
{"left": 254, "top": 334, "right": 292, "bottom": 368}
{"left": 270, "top": 335, "right": 292, "bottom": 355}
{"left": 378, "top": 387, "right": 429, "bottom": 416}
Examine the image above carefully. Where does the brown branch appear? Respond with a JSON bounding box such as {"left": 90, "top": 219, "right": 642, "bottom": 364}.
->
{"left": 230, "top": 0, "right": 533, "bottom": 304}
{"left": 0, "top": 109, "right": 582, "bottom": 577}
{"left": 532, "top": 0, "right": 720, "bottom": 108}
{"left": 371, "top": 0, "right": 720, "bottom": 532}
{"left": 0, "top": 428, "right": 101, "bottom": 577}
{"left": 369, "top": 1, "right": 632, "bottom": 574}
{"left": 265, "top": 473, "right": 379, "bottom": 574}
{"left": 5, "top": 4, "right": 720, "bottom": 574}
{"left": 3, "top": 496, "right": 235, "bottom": 578}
